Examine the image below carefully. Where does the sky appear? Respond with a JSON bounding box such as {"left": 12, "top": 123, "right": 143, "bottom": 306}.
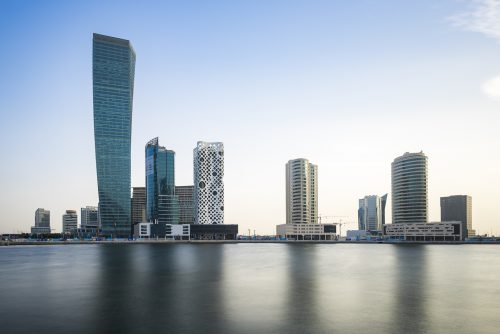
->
{"left": 0, "top": 0, "right": 499, "bottom": 235}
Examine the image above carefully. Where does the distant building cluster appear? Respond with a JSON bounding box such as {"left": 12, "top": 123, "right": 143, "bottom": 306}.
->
{"left": 277, "top": 151, "right": 474, "bottom": 242}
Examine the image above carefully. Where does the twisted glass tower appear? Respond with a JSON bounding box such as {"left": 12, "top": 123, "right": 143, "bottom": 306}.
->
{"left": 93, "top": 33, "right": 135, "bottom": 237}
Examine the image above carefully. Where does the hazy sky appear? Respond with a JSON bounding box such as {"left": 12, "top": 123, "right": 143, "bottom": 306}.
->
{"left": 1, "top": 0, "right": 499, "bottom": 235}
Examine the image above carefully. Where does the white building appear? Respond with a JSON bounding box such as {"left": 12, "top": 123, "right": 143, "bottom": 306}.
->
{"left": 62, "top": 210, "right": 78, "bottom": 234}
{"left": 134, "top": 222, "right": 190, "bottom": 240}
{"left": 193, "top": 141, "right": 224, "bottom": 224}
{"left": 286, "top": 158, "right": 318, "bottom": 225}
{"left": 392, "top": 152, "right": 428, "bottom": 224}
{"left": 383, "top": 221, "right": 463, "bottom": 241}
{"left": 276, "top": 223, "right": 336, "bottom": 240}
{"left": 358, "top": 194, "right": 387, "bottom": 231}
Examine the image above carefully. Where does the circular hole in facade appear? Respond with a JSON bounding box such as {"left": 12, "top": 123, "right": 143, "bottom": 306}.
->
{"left": 200, "top": 157, "right": 204, "bottom": 162}
{"left": 213, "top": 191, "right": 217, "bottom": 196}
{"left": 199, "top": 181, "right": 205, "bottom": 188}
{"left": 212, "top": 171, "right": 217, "bottom": 176}
{"left": 220, "top": 206, "right": 224, "bottom": 211}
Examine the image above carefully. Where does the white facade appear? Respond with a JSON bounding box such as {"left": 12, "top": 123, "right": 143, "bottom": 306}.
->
{"left": 286, "top": 158, "right": 318, "bottom": 225}
{"left": 276, "top": 223, "right": 336, "bottom": 240}
{"left": 134, "top": 222, "right": 190, "bottom": 240}
{"left": 136, "top": 222, "right": 152, "bottom": 238}
{"left": 392, "top": 152, "right": 428, "bottom": 224}
{"left": 193, "top": 141, "right": 224, "bottom": 224}
{"left": 62, "top": 210, "right": 78, "bottom": 234}
{"left": 165, "top": 224, "right": 190, "bottom": 239}
{"left": 384, "top": 221, "right": 462, "bottom": 241}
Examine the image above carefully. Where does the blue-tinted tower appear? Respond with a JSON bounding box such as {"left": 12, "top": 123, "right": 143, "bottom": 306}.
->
{"left": 93, "top": 33, "right": 136, "bottom": 237}
{"left": 146, "top": 137, "right": 179, "bottom": 224}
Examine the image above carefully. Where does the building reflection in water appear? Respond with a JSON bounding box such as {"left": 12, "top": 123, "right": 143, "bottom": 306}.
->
{"left": 283, "top": 244, "right": 321, "bottom": 333}
{"left": 94, "top": 243, "right": 225, "bottom": 333}
{"left": 391, "top": 245, "right": 429, "bottom": 334}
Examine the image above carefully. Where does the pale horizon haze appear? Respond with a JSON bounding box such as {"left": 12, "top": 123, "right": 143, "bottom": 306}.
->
{"left": 0, "top": 0, "right": 499, "bottom": 235}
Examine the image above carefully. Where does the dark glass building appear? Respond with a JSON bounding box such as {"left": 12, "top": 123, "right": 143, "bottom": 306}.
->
{"left": 440, "top": 195, "right": 474, "bottom": 239}
{"left": 145, "top": 137, "right": 179, "bottom": 224}
{"left": 93, "top": 33, "right": 136, "bottom": 237}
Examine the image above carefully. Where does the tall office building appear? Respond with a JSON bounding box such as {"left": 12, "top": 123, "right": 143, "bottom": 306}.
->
{"left": 391, "top": 152, "right": 428, "bottom": 224}
{"left": 62, "top": 210, "right": 78, "bottom": 234}
{"left": 176, "top": 185, "right": 195, "bottom": 224}
{"left": 441, "top": 195, "right": 474, "bottom": 239}
{"left": 286, "top": 158, "right": 318, "bottom": 225}
{"left": 31, "top": 208, "right": 51, "bottom": 234}
{"left": 145, "top": 137, "right": 179, "bottom": 224}
{"left": 131, "top": 187, "right": 146, "bottom": 224}
{"left": 93, "top": 33, "right": 135, "bottom": 237}
{"left": 193, "top": 142, "right": 224, "bottom": 224}
{"left": 358, "top": 194, "right": 387, "bottom": 231}
{"left": 81, "top": 206, "right": 99, "bottom": 229}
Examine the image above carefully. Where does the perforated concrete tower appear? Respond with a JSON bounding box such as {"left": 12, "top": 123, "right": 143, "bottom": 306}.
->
{"left": 193, "top": 142, "right": 224, "bottom": 224}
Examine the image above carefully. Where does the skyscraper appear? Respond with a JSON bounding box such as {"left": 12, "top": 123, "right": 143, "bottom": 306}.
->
{"left": 193, "top": 142, "right": 224, "bottom": 224}
{"left": 131, "top": 187, "right": 146, "bottom": 224}
{"left": 286, "top": 158, "right": 318, "bottom": 225}
{"left": 358, "top": 194, "right": 387, "bottom": 231}
{"left": 441, "top": 195, "right": 474, "bottom": 239}
{"left": 62, "top": 210, "right": 78, "bottom": 234}
{"left": 176, "top": 185, "right": 195, "bottom": 224}
{"left": 391, "top": 152, "right": 428, "bottom": 224}
{"left": 145, "top": 137, "right": 179, "bottom": 224}
{"left": 81, "top": 206, "right": 99, "bottom": 229}
{"left": 93, "top": 33, "right": 135, "bottom": 237}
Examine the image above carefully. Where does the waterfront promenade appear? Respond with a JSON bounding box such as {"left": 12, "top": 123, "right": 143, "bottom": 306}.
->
{"left": 2, "top": 239, "right": 499, "bottom": 246}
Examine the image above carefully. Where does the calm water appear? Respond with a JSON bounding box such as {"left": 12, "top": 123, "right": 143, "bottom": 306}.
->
{"left": 0, "top": 244, "right": 499, "bottom": 334}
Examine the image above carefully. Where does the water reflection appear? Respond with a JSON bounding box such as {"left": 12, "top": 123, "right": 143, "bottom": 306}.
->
{"left": 391, "top": 245, "right": 428, "bottom": 334}
{"left": 94, "top": 244, "right": 225, "bottom": 333}
{"left": 284, "top": 244, "right": 320, "bottom": 333}
{"left": 1, "top": 244, "right": 499, "bottom": 334}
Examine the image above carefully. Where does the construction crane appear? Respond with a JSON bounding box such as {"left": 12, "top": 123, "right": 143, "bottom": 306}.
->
{"left": 317, "top": 215, "right": 356, "bottom": 236}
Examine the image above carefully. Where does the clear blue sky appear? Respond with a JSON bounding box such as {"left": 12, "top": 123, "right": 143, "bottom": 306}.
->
{"left": 1, "top": 0, "right": 499, "bottom": 235}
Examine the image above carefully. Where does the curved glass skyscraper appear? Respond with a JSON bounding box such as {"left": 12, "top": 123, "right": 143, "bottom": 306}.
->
{"left": 391, "top": 152, "right": 428, "bottom": 224}
{"left": 93, "top": 33, "right": 135, "bottom": 237}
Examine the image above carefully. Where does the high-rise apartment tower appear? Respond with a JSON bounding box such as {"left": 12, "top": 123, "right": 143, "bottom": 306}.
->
{"left": 193, "top": 142, "right": 224, "bottom": 224}
{"left": 286, "top": 158, "right": 318, "bottom": 225}
{"left": 391, "top": 152, "right": 428, "bottom": 224}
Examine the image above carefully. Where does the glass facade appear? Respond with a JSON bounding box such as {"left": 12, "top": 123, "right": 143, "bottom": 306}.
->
{"left": 145, "top": 137, "right": 179, "bottom": 224}
{"left": 93, "top": 33, "right": 135, "bottom": 237}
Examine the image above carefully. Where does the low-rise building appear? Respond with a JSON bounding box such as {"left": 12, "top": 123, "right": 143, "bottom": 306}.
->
{"left": 134, "top": 223, "right": 238, "bottom": 240}
{"left": 346, "top": 230, "right": 382, "bottom": 241}
{"left": 31, "top": 208, "right": 51, "bottom": 235}
{"left": 383, "top": 221, "right": 462, "bottom": 241}
{"left": 276, "top": 223, "right": 337, "bottom": 240}
{"left": 62, "top": 210, "right": 78, "bottom": 234}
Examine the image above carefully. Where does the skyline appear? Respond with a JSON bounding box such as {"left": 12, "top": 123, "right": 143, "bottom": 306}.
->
{"left": 1, "top": 0, "right": 500, "bottom": 235}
